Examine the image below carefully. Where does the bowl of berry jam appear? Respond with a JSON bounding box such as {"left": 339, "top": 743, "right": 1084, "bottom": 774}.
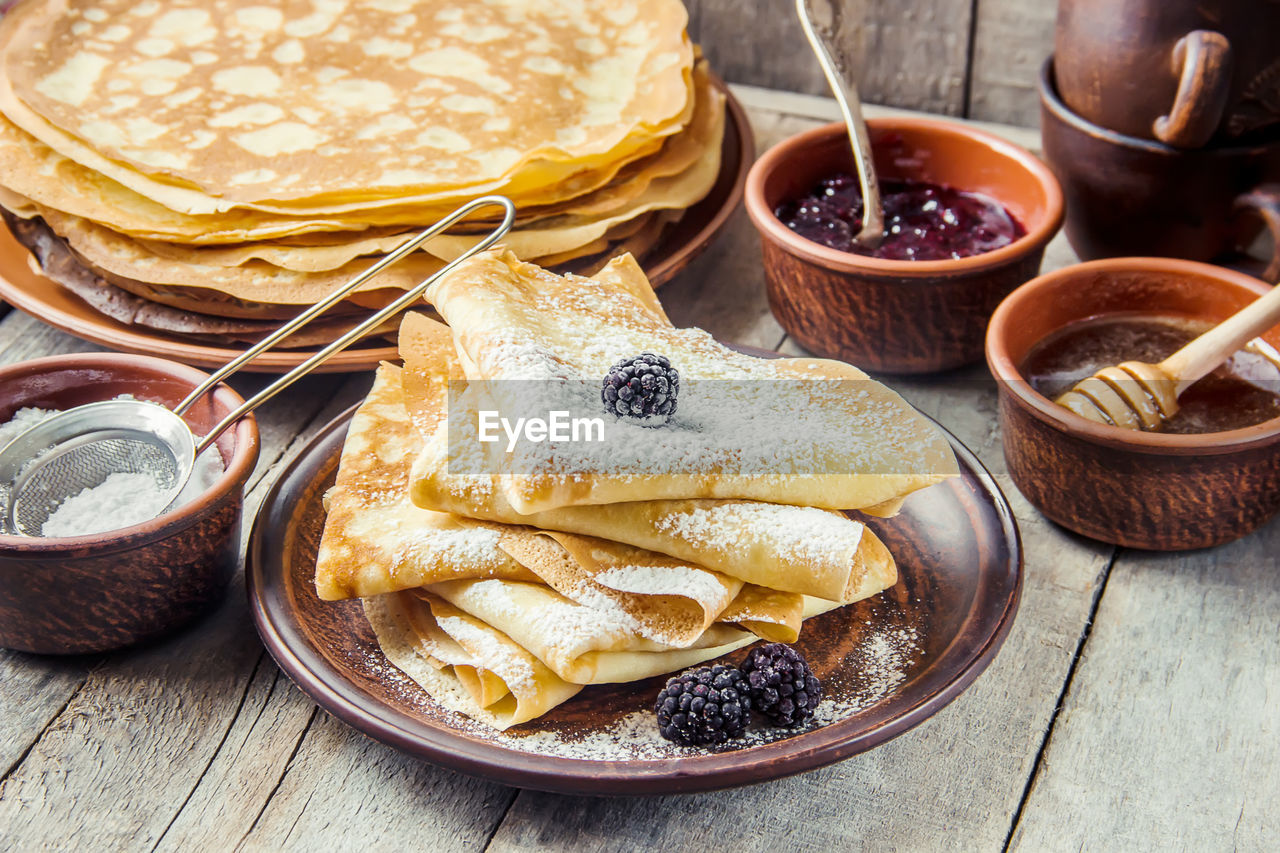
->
{"left": 986, "top": 257, "right": 1280, "bottom": 550}
{"left": 745, "top": 118, "right": 1063, "bottom": 373}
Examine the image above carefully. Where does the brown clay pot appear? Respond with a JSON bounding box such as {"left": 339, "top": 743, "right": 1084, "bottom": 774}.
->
{"left": 745, "top": 119, "right": 1063, "bottom": 374}
{"left": 1039, "top": 58, "right": 1280, "bottom": 280}
{"left": 0, "top": 353, "right": 259, "bottom": 654}
{"left": 986, "top": 257, "right": 1280, "bottom": 550}
{"left": 1055, "top": 0, "right": 1280, "bottom": 147}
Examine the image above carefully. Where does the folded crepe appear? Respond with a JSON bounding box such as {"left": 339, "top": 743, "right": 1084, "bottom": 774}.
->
{"left": 320, "top": 351, "right": 867, "bottom": 728}
{"left": 365, "top": 583, "right": 842, "bottom": 729}
{"left": 318, "top": 358, "right": 825, "bottom": 633}
{"left": 400, "top": 311, "right": 898, "bottom": 602}
{"left": 365, "top": 591, "right": 583, "bottom": 729}
{"left": 315, "top": 362, "right": 537, "bottom": 601}
{"left": 417, "top": 249, "right": 959, "bottom": 514}
{"left": 427, "top": 577, "right": 756, "bottom": 684}
{"left": 317, "top": 360, "right": 790, "bottom": 614}
{"left": 318, "top": 279, "right": 943, "bottom": 729}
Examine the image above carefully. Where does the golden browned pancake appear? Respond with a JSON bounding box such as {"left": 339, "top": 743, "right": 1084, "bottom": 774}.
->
{"left": 0, "top": 0, "right": 694, "bottom": 209}
{"left": 0, "top": 0, "right": 723, "bottom": 361}
{"left": 4, "top": 213, "right": 395, "bottom": 345}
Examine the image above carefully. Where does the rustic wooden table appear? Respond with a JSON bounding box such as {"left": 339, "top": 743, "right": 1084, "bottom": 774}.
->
{"left": 0, "top": 87, "right": 1275, "bottom": 852}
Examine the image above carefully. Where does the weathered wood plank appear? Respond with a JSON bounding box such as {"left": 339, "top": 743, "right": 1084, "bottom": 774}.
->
{"left": 0, "top": 308, "right": 102, "bottom": 364}
{"left": 1040, "top": 229, "right": 1076, "bottom": 276}
{"left": 232, "top": 712, "right": 516, "bottom": 852}
{"left": 149, "top": 654, "right": 317, "bottom": 852}
{"left": 0, "top": 579, "right": 274, "bottom": 850}
{"left": 1010, "top": 525, "right": 1280, "bottom": 851}
{"left": 687, "top": 0, "right": 826, "bottom": 97}
{"left": 0, "top": 651, "right": 90, "bottom": 779}
{"left": 966, "top": 0, "right": 1056, "bottom": 127}
{"left": 729, "top": 83, "right": 1045, "bottom": 156}
{"left": 690, "top": 0, "right": 974, "bottom": 116}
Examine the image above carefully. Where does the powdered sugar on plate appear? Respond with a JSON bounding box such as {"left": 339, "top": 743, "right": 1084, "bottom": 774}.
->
{"left": 355, "top": 614, "right": 923, "bottom": 762}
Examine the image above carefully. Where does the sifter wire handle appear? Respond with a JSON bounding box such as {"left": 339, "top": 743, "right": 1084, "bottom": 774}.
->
{"left": 173, "top": 195, "right": 514, "bottom": 417}
{"left": 189, "top": 195, "right": 515, "bottom": 454}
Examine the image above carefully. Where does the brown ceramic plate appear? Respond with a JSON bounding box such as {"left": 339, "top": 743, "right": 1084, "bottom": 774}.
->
{"left": 0, "top": 83, "right": 753, "bottom": 374}
{"left": 247, "top": 403, "right": 1021, "bottom": 795}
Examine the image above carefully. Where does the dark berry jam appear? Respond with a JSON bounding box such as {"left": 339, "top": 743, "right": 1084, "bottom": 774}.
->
{"left": 774, "top": 173, "right": 1025, "bottom": 261}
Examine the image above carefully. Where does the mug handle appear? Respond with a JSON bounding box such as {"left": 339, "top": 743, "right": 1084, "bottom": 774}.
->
{"left": 1153, "top": 30, "right": 1233, "bottom": 148}
{"left": 1235, "top": 185, "right": 1280, "bottom": 284}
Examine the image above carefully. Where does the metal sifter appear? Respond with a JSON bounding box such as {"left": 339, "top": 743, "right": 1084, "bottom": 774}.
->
{"left": 0, "top": 195, "right": 516, "bottom": 537}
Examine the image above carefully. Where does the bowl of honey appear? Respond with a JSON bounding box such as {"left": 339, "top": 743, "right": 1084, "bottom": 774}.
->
{"left": 986, "top": 257, "right": 1280, "bottom": 549}
{"left": 745, "top": 118, "right": 1063, "bottom": 374}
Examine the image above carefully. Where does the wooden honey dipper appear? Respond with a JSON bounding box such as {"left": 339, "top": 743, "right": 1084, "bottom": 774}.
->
{"left": 1055, "top": 283, "right": 1280, "bottom": 430}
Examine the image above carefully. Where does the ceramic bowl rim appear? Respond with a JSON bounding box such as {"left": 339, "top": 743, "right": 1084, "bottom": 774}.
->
{"left": 1037, "top": 56, "right": 1280, "bottom": 159}
{"left": 986, "top": 256, "right": 1280, "bottom": 454}
{"left": 744, "top": 116, "right": 1065, "bottom": 278}
{"left": 0, "top": 351, "right": 259, "bottom": 552}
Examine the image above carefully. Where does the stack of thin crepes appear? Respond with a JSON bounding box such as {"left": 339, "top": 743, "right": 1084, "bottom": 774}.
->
{"left": 0, "top": 0, "right": 723, "bottom": 345}
{"left": 315, "top": 250, "right": 960, "bottom": 729}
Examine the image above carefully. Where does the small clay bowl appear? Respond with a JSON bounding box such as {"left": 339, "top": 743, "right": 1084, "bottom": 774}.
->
{"left": 745, "top": 119, "right": 1064, "bottom": 373}
{"left": 0, "top": 352, "right": 259, "bottom": 654}
{"left": 986, "top": 257, "right": 1280, "bottom": 550}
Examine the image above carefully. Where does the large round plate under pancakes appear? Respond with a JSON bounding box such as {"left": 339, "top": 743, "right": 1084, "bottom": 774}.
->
{"left": 247, "top": 395, "right": 1022, "bottom": 794}
{"left": 0, "top": 85, "right": 752, "bottom": 373}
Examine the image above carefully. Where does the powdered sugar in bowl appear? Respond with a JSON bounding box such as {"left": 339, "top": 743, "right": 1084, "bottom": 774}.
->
{"left": 0, "top": 352, "right": 259, "bottom": 654}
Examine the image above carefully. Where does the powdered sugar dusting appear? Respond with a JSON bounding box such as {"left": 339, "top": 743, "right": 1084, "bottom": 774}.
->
{"left": 653, "top": 503, "right": 863, "bottom": 564}
{"left": 455, "top": 376, "right": 938, "bottom": 484}
{"left": 442, "top": 579, "right": 639, "bottom": 667}
{"left": 357, "top": 614, "right": 924, "bottom": 762}
{"left": 593, "top": 564, "right": 726, "bottom": 601}
{"left": 391, "top": 524, "right": 502, "bottom": 572}
{"left": 434, "top": 253, "right": 954, "bottom": 494}
{"left": 435, "top": 614, "right": 538, "bottom": 696}
{"left": 551, "top": 575, "right": 687, "bottom": 647}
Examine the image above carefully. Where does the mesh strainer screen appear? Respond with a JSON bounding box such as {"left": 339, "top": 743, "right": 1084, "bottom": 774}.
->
{"left": 11, "top": 433, "right": 180, "bottom": 537}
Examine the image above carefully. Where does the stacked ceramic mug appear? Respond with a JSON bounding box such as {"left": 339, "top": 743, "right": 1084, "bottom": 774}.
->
{"left": 1040, "top": 0, "right": 1280, "bottom": 281}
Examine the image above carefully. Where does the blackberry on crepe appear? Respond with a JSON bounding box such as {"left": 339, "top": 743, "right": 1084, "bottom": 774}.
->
{"left": 601, "top": 353, "right": 679, "bottom": 423}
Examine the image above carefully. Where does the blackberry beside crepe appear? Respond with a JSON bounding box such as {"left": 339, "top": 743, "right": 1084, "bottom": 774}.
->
{"left": 741, "top": 643, "right": 822, "bottom": 727}
{"left": 654, "top": 664, "right": 751, "bottom": 746}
